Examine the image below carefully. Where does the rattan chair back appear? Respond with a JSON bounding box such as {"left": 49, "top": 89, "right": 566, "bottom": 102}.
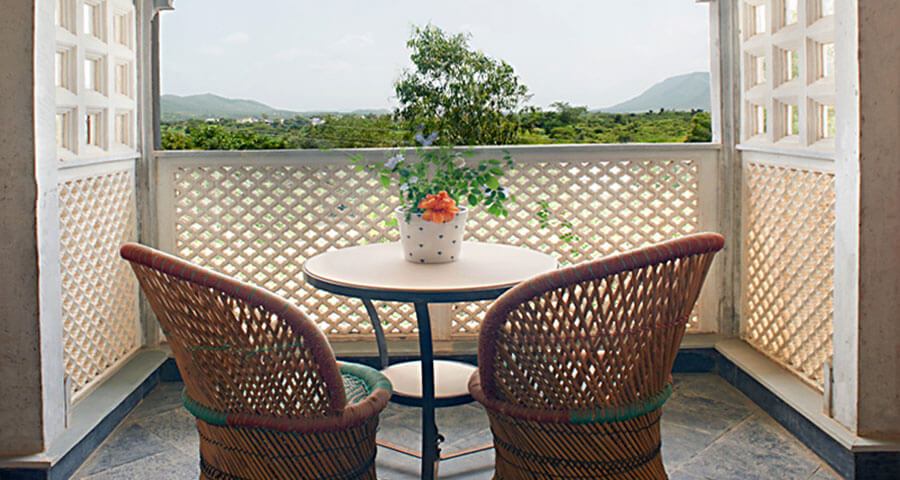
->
{"left": 121, "top": 243, "right": 346, "bottom": 419}
{"left": 479, "top": 232, "right": 724, "bottom": 413}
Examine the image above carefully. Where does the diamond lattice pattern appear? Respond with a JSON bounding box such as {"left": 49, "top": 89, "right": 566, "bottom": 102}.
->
{"left": 60, "top": 169, "right": 139, "bottom": 396}
{"left": 173, "top": 158, "right": 701, "bottom": 339}
{"left": 742, "top": 163, "right": 834, "bottom": 389}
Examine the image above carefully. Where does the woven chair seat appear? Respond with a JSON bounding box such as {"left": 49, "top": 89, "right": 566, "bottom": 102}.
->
{"left": 120, "top": 243, "right": 392, "bottom": 480}
{"left": 469, "top": 233, "right": 724, "bottom": 480}
{"left": 182, "top": 362, "right": 391, "bottom": 433}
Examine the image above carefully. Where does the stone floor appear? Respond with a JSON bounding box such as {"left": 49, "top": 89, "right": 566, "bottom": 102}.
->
{"left": 72, "top": 374, "right": 842, "bottom": 479}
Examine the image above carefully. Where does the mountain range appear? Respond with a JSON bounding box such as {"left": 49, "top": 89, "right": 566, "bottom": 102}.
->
{"left": 600, "top": 72, "right": 710, "bottom": 113}
{"left": 161, "top": 72, "right": 711, "bottom": 120}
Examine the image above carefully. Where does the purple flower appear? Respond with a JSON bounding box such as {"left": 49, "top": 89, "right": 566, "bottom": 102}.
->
{"left": 385, "top": 153, "right": 404, "bottom": 169}
{"left": 415, "top": 131, "right": 439, "bottom": 147}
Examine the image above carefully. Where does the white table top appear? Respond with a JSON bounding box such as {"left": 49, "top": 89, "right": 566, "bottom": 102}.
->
{"left": 303, "top": 242, "right": 557, "bottom": 294}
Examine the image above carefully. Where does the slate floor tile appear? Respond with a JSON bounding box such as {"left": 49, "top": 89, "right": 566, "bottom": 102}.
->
{"left": 80, "top": 450, "right": 199, "bottom": 480}
{"left": 677, "top": 374, "right": 757, "bottom": 410}
{"left": 78, "top": 424, "right": 170, "bottom": 476}
{"left": 124, "top": 383, "right": 183, "bottom": 423}
{"left": 663, "top": 388, "right": 754, "bottom": 436}
{"left": 660, "top": 419, "right": 721, "bottom": 468}
{"left": 70, "top": 374, "right": 840, "bottom": 480}
{"left": 678, "top": 413, "right": 822, "bottom": 480}
{"left": 135, "top": 408, "right": 199, "bottom": 457}
{"left": 811, "top": 464, "right": 843, "bottom": 479}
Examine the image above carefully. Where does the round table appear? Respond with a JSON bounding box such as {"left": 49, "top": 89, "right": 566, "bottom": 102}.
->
{"left": 303, "top": 242, "right": 556, "bottom": 480}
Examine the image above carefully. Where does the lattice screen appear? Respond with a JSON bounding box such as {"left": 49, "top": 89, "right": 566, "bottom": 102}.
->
{"left": 55, "top": 0, "right": 140, "bottom": 400}
{"left": 59, "top": 169, "right": 139, "bottom": 397}
{"left": 742, "top": 162, "right": 834, "bottom": 389}
{"left": 454, "top": 160, "right": 700, "bottom": 335}
{"left": 740, "top": 0, "right": 835, "bottom": 147}
{"left": 170, "top": 157, "right": 702, "bottom": 340}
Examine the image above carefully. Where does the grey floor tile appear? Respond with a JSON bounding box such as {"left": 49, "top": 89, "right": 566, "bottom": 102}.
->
{"left": 77, "top": 424, "right": 171, "bottom": 476}
{"left": 663, "top": 387, "right": 754, "bottom": 436}
{"left": 661, "top": 420, "right": 721, "bottom": 468}
{"left": 375, "top": 446, "right": 494, "bottom": 480}
{"left": 811, "top": 464, "right": 844, "bottom": 479}
{"left": 678, "top": 413, "right": 822, "bottom": 480}
{"left": 125, "top": 383, "right": 184, "bottom": 423}
{"left": 667, "top": 469, "right": 709, "bottom": 480}
{"left": 672, "top": 373, "right": 709, "bottom": 391}
{"left": 432, "top": 449, "right": 494, "bottom": 479}
{"left": 135, "top": 408, "right": 199, "bottom": 457}
{"left": 375, "top": 447, "right": 423, "bottom": 480}
{"left": 67, "top": 378, "right": 840, "bottom": 480}
{"left": 379, "top": 403, "right": 492, "bottom": 452}
{"left": 79, "top": 450, "right": 199, "bottom": 480}
{"left": 677, "top": 375, "right": 757, "bottom": 410}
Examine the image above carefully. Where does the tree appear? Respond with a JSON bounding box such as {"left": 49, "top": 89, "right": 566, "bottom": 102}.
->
{"left": 394, "top": 25, "right": 531, "bottom": 146}
{"left": 684, "top": 111, "right": 712, "bottom": 142}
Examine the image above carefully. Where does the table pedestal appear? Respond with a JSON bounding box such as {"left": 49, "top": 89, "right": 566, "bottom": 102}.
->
{"left": 303, "top": 243, "right": 557, "bottom": 480}
{"left": 371, "top": 302, "right": 491, "bottom": 480}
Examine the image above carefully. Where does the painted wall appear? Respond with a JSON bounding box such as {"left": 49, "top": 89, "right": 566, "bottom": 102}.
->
{"left": 856, "top": 0, "right": 900, "bottom": 438}
{"left": 0, "top": 0, "right": 65, "bottom": 455}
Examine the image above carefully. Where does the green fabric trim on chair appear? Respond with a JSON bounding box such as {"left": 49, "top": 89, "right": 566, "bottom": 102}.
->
{"left": 182, "top": 391, "right": 229, "bottom": 426}
{"left": 181, "top": 363, "right": 392, "bottom": 426}
{"left": 341, "top": 373, "right": 371, "bottom": 404}
{"left": 338, "top": 362, "right": 393, "bottom": 398}
{"left": 569, "top": 383, "right": 673, "bottom": 425}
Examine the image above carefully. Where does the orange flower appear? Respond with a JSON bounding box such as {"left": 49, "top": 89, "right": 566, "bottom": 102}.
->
{"left": 418, "top": 191, "right": 460, "bottom": 223}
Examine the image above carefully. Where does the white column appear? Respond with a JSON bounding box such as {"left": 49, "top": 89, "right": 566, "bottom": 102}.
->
{"left": 853, "top": 0, "right": 900, "bottom": 438}
{"left": 831, "top": 0, "right": 859, "bottom": 434}
{"left": 0, "top": 0, "right": 66, "bottom": 455}
{"left": 833, "top": 0, "right": 900, "bottom": 437}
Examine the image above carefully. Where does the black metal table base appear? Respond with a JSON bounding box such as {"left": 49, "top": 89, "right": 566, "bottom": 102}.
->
{"left": 305, "top": 275, "right": 513, "bottom": 480}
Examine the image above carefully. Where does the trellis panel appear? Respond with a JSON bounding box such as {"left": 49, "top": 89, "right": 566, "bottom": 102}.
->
{"left": 742, "top": 162, "right": 834, "bottom": 389}
{"left": 159, "top": 147, "right": 715, "bottom": 342}
{"left": 55, "top": 0, "right": 141, "bottom": 401}
{"left": 59, "top": 168, "right": 140, "bottom": 398}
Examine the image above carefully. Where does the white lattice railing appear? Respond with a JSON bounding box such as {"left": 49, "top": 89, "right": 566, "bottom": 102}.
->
{"left": 56, "top": 0, "right": 141, "bottom": 402}
{"left": 741, "top": 153, "right": 835, "bottom": 390}
{"left": 155, "top": 144, "right": 722, "bottom": 345}
{"left": 59, "top": 161, "right": 141, "bottom": 401}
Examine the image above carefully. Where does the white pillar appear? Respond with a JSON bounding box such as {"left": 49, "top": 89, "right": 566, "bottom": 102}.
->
{"left": 853, "top": 0, "right": 900, "bottom": 438}
{"left": 833, "top": 0, "right": 900, "bottom": 438}
{"left": 0, "top": 0, "right": 66, "bottom": 455}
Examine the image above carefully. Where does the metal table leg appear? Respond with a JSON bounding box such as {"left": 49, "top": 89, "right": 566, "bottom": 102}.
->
{"left": 361, "top": 298, "right": 389, "bottom": 369}
{"left": 414, "top": 301, "right": 441, "bottom": 480}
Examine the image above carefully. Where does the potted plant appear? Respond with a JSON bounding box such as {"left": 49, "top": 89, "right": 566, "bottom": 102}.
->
{"left": 352, "top": 131, "right": 514, "bottom": 263}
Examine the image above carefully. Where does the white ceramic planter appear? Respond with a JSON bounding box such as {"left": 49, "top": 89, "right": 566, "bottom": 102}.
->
{"left": 396, "top": 207, "right": 467, "bottom": 264}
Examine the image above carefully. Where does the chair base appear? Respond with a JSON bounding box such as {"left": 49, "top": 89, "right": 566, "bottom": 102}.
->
{"left": 486, "top": 409, "right": 667, "bottom": 480}
{"left": 195, "top": 417, "right": 379, "bottom": 480}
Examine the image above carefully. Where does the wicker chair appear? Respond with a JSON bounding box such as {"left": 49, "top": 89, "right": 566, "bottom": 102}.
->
{"left": 469, "top": 233, "right": 724, "bottom": 480}
{"left": 121, "top": 243, "right": 392, "bottom": 480}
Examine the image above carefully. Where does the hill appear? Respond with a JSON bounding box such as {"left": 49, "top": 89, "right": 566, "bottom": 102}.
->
{"left": 160, "top": 94, "right": 299, "bottom": 121}
{"left": 601, "top": 72, "right": 710, "bottom": 113}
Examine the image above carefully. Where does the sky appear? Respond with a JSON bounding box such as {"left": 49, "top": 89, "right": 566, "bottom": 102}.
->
{"left": 160, "top": 0, "right": 710, "bottom": 112}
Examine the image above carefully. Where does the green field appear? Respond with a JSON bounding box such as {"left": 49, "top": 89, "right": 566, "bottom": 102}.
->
{"left": 161, "top": 107, "right": 712, "bottom": 151}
